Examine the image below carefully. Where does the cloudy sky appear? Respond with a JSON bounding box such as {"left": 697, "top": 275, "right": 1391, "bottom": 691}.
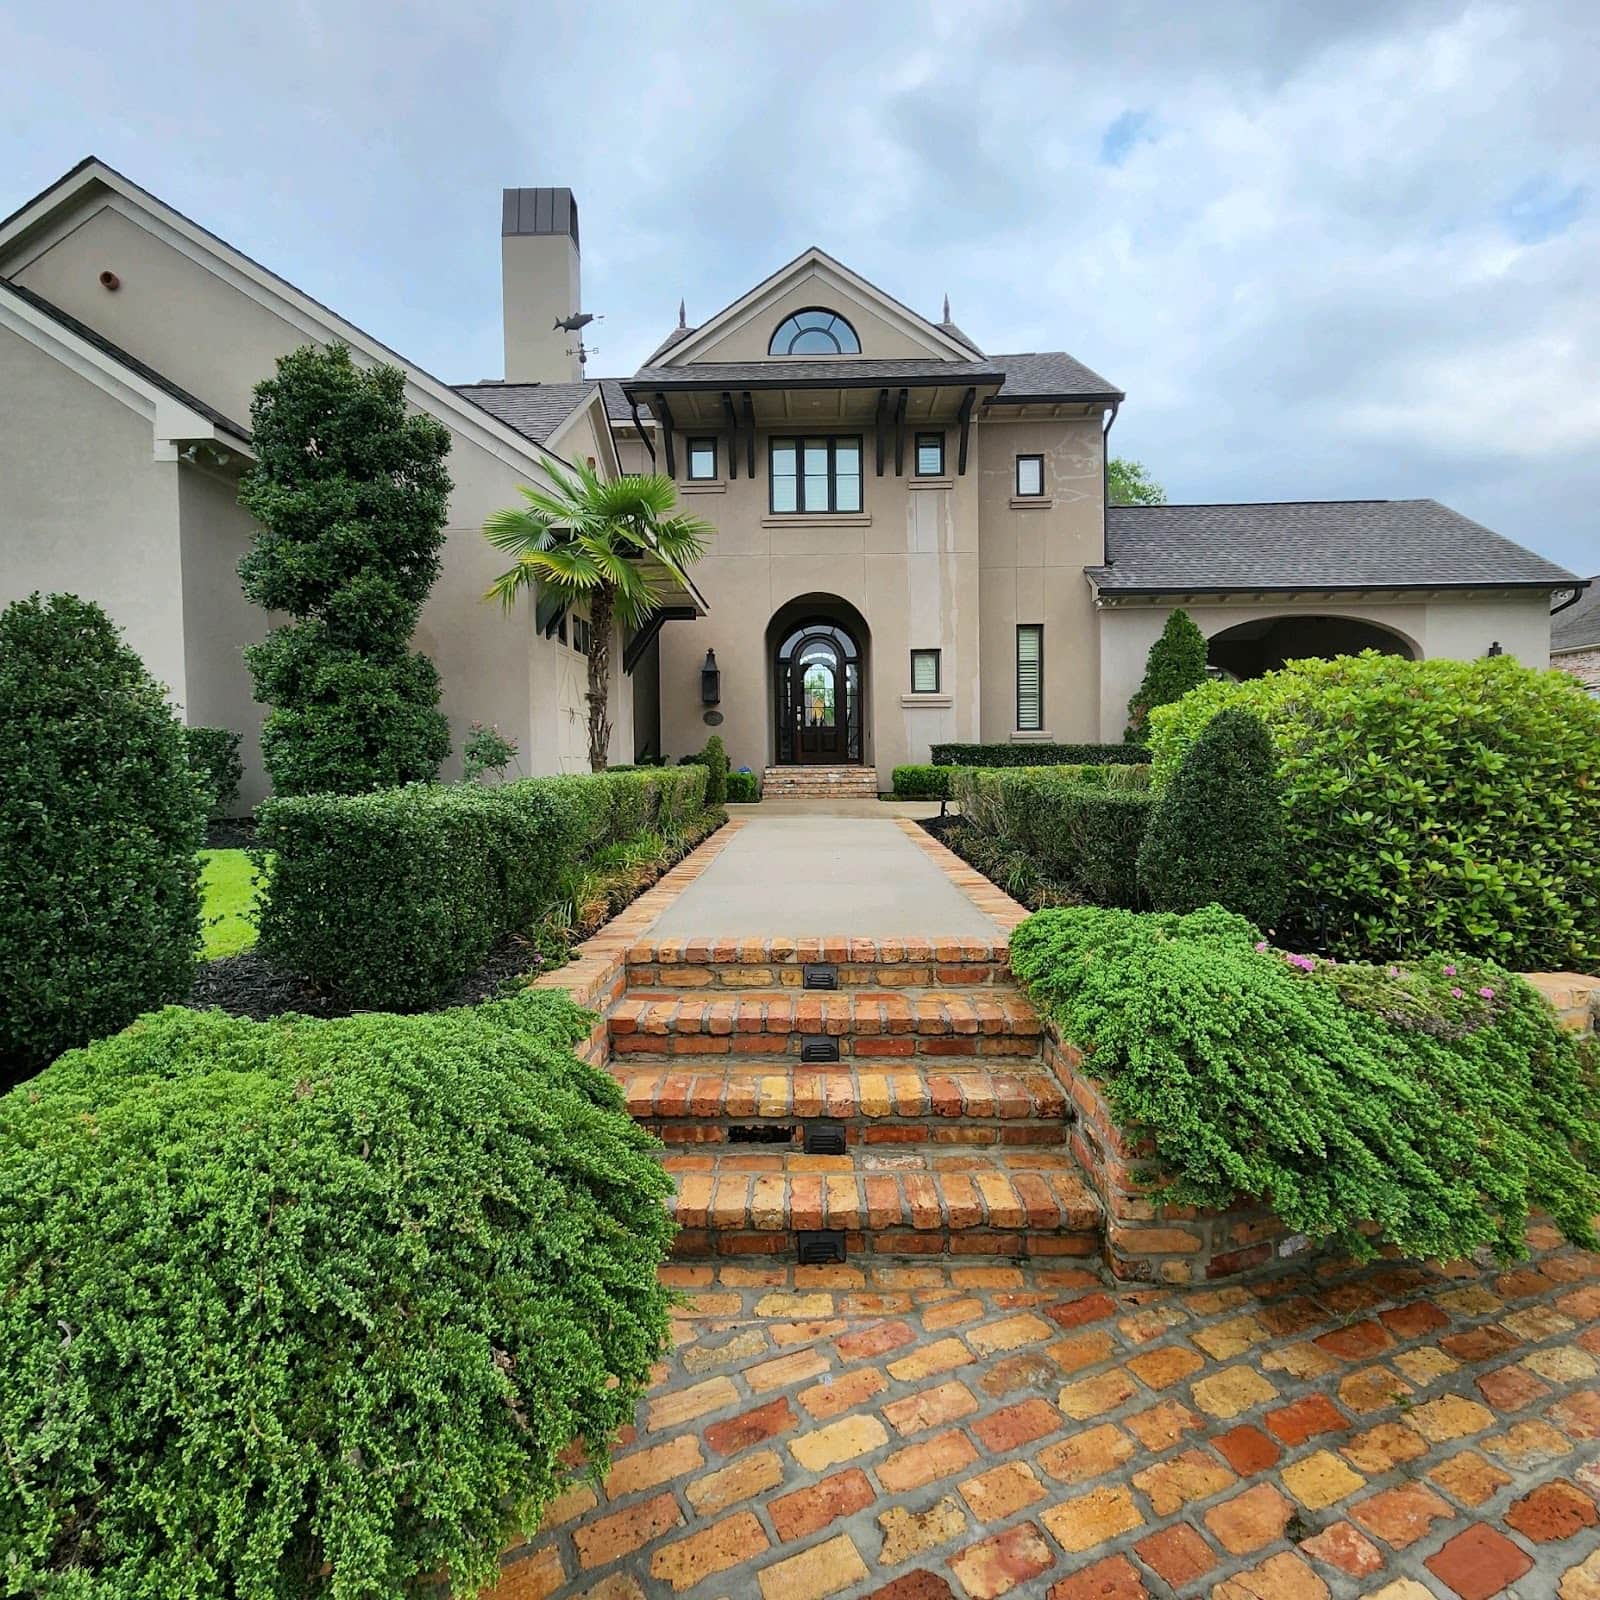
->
{"left": 4, "top": 0, "right": 1595, "bottom": 572}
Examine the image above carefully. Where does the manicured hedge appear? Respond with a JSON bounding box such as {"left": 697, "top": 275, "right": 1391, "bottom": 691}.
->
{"left": 0, "top": 594, "right": 206, "bottom": 1076}
{"left": 726, "top": 770, "right": 761, "bottom": 803}
{"left": 184, "top": 726, "right": 245, "bottom": 822}
{"left": 932, "top": 741, "right": 1146, "bottom": 768}
{"left": 891, "top": 764, "right": 951, "bottom": 799}
{"left": 1010, "top": 904, "right": 1600, "bottom": 1262}
{"left": 952, "top": 765, "right": 1152, "bottom": 905}
{"left": 1149, "top": 653, "right": 1600, "bottom": 966}
{"left": 0, "top": 992, "right": 674, "bottom": 1597}
{"left": 258, "top": 766, "right": 706, "bottom": 1008}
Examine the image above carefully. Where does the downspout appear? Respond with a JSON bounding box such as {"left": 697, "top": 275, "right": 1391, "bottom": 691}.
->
{"left": 1100, "top": 400, "right": 1120, "bottom": 513}
{"left": 1551, "top": 580, "right": 1590, "bottom": 617}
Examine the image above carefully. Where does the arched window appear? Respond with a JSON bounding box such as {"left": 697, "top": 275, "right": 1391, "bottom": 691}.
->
{"left": 768, "top": 308, "right": 861, "bottom": 356}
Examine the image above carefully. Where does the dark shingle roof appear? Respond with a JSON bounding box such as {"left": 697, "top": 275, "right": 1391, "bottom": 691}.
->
{"left": 2, "top": 276, "right": 251, "bottom": 441}
{"left": 989, "top": 352, "right": 1123, "bottom": 403}
{"left": 1552, "top": 579, "right": 1600, "bottom": 652}
{"left": 936, "top": 319, "right": 984, "bottom": 356}
{"left": 452, "top": 378, "right": 642, "bottom": 442}
{"left": 644, "top": 324, "right": 698, "bottom": 363}
{"left": 1090, "top": 500, "right": 1579, "bottom": 594}
{"left": 626, "top": 351, "right": 1121, "bottom": 402}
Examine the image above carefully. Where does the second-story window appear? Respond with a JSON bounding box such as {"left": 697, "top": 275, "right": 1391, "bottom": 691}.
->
{"left": 915, "top": 432, "right": 945, "bottom": 476}
{"left": 770, "top": 436, "right": 862, "bottom": 514}
{"left": 1015, "top": 454, "right": 1045, "bottom": 497}
{"left": 686, "top": 437, "right": 718, "bottom": 481}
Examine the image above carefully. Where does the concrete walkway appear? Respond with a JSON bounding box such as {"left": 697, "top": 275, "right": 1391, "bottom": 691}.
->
{"left": 646, "top": 811, "right": 998, "bottom": 940}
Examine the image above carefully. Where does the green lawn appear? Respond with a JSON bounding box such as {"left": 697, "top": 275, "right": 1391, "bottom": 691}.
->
{"left": 200, "top": 848, "right": 264, "bottom": 959}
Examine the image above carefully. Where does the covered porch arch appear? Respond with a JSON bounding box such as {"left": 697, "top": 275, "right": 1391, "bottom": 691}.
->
{"left": 1206, "top": 614, "right": 1418, "bottom": 681}
{"left": 766, "top": 594, "right": 871, "bottom": 766}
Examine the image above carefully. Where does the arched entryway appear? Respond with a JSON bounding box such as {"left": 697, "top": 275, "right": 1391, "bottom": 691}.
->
{"left": 1207, "top": 615, "right": 1417, "bottom": 681}
{"left": 768, "top": 596, "right": 869, "bottom": 765}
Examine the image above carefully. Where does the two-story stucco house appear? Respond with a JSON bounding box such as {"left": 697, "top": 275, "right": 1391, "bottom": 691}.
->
{"left": 0, "top": 161, "right": 1587, "bottom": 805}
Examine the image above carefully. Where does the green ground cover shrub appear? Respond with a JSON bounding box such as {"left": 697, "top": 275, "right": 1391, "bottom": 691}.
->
{"left": 1138, "top": 708, "right": 1288, "bottom": 926}
{"left": 725, "top": 770, "right": 760, "bottom": 803}
{"left": 891, "top": 764, "right": 951, "bottom": 799}
{"left": 951, "top": 765, "right": 1152, "bottom": 906}
{"left": 184, "top": 726, "right": 245, "bottom": 821}
{"left": 200, "top": 848, "right": 265, "bottom": 958}
{"left": 931, "top": 741, "right": 1146, "bottom": 767}
{"left": 1149, "top": 653, "right": 1600, "bottom": 966}
{"left": 1010, "top": 904, "right": 1600, "bottom": 1262}
{"left": 0, "top": 992, "right": 673, "bottom": 1598}
{"left": 0, "top": 594, "right": 206, "bottom": 1077}
{"left": 258, "top": 767, "right": 707, "bottom": 1008}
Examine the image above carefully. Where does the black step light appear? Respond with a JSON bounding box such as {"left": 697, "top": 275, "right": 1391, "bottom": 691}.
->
{"left": 800, "top": 1034, "right": 840, "bottom": 1063}
{"left": 804, "top": 1120, "right": 847, "bottom": 1156}
{"left": 803, "top": 963, "right": 839, "bottom": 990}
{"left": 796, "top": 1230, "right": 846, "bottom": 1265}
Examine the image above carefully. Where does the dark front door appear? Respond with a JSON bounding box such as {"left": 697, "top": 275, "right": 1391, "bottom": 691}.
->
{"left": 774, "top": 620, "right": 863, "bottom": 765}
{"left": 795, "top": 654, "right": 842, "bottom": 761}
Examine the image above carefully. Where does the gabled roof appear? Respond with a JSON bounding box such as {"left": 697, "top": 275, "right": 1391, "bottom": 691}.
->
{"left": 627, "top": 356, "right": 1006, "bottom": 393}
{"left": 1552, "top": 579, "right": 1600, "bottom": 653}
{"left": 453, "top": 378, "right": 643, "bottom": 446}
{"left": 651, "top": 246, "right": 981, "bottom": 369}
{"left": 988, "top": 352, "right": 1123, "bottom": 404}
{"left": 2, "top": 276, "right": 250, "bottom": 442}
{"left": 1090, "top": 500, "right": 1579, "bottom": 595}
{"left": 0, "top": 157, "right": 571, "bottom": 474}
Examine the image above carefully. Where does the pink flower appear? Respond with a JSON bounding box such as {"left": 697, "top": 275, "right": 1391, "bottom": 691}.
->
{"left": 1254, "top": 941, "right": 1269, "bottom": 952}
{"left": 1478, "top": 986, "right": 1495, "bottom": 999}
{"left": 1443, "top": 964, "right": 1457, "bottom": 977}
{"left": 1450, "top": 987, "right": 1463, "bottom": 999}
{"left": 1387, "top": 966, "right": 1400, "bottom": 977}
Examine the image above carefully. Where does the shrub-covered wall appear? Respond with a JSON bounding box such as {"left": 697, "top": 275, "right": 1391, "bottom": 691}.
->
{"left": 952, "top": 765, "right": 1152, "bottom": 905}
{"left": 184, "top": 726, "right": 245, "bottom": 823}
{"left": 0, "top": 594, "right": 207, "bottom": 1077}
{"left": 1011, "top": 904, "right": 1600, "bottom": 1264}
{"left": 1148, "top": 653, "right": 1600, "bottom": 967}
{"left": 932, "top": 741, "right": 1146, "bottom": 768}
{"left": 259, "top": 766, "right": 707, "bottom": 1008}
{"left": 0, "top": 993, "right": 673, "bottom": 1598}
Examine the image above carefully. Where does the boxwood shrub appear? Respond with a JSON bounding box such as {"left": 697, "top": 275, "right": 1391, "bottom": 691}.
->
{"left": 1149, "top": 653, "right": 1600, "bottom": 966}
{"left": 0, "top": 992, "right": 673, "bottom": 1598}
{"left": 932, "top": 741, "right": 1146, "bottom": 768}
{"left": 184, "top": 725, "right": 245, "bottom": 822}
{"left": 257, "top": 766, "right": 707, "bottom": 1008}
{"left": 952, "top": 765, "right": 1152, "bottom": 905}
{"left": 1010, "top": 904, "right": 1600, "bottom": 1262}
{"left": 0, "top": 593, "right": 207, "bottom": 1076}
{"left": 891, "top": 764, "right": 951, "bottom": 799}
{"left": 726, "top": 770, "right": 761, "bottom": 803}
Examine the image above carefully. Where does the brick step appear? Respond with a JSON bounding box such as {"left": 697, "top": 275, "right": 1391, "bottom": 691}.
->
{"left": 608, "top": 989, "right": 1044, "bottom": 1060}
{"left": 761, "top": 766, "right": 879, "bottom": 797}
{"left": 614, "top": 1061, "right": 1066, "bottom": 1143}
{"left": 664, "top": 1146, "right": 1102, "bottom": 1259}
{"left": 627, "top": 934, "right": 1010, "bottom": 990}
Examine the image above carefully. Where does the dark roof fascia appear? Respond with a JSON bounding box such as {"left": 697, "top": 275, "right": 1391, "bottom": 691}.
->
{"left": 4, "top": 156, "right": 579, "bottom": 474}
{"left": 2, "top": 276, "right": 253, "bottom": 443}
{"left": 986, "top": 388, "right": 1124, "bottom": 406}
{"left": 1088, "top": 577, "right": 1581, "bottom": 598}
{"left": 624, "top": 370, "right": 1005, "bottom": 397}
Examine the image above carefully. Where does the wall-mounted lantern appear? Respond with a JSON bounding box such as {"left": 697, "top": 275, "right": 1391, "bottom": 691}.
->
{"left": 1486, "top": 641, "right": 1504, "bottom": 657}
{"left": 701, "top": 649, "right": 722, "bottom": 706}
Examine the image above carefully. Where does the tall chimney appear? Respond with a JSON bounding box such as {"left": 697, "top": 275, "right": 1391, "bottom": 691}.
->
{"left": 501, "top": 187, "right": 582, "bottom": 383}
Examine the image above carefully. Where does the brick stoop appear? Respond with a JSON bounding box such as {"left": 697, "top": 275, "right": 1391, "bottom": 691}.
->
{"left": 602, "top": 920, "right": 1105, "bottom": 1260}
{"left": 760, "top": 765, "right": 880, "bottom": 798}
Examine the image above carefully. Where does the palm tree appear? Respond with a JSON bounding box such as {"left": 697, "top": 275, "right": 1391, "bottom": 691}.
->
{"left": 484, "top": 460, "right": 710, "bottom": 771}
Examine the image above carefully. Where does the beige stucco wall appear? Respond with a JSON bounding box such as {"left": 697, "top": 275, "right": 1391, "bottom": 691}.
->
{"left": 7, "top": 195, "right": 616, "bottom": 783}
{"left": 1095, "top": 592, "right": 1557, "bottom": 740}
{"left": 976, "top": 416, "right": 1106, "bottom": 745}
{"left": 176, "top": 457, "right": 269, "bottom": 808}
{"left": 0, "top": 323, "right": 187, "bottom": 696}
{"left": 502, "top": 228, "right": 581, "bottom": 384}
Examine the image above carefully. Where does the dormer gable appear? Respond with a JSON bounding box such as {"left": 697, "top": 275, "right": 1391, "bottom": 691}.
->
{"left": 657, "top": 248, "right": 976, "bottom": 368}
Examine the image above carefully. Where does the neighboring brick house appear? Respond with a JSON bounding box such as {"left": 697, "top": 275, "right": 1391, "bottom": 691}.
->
{"left": 1552, "top": 579, "right": 1600, "bottom": 695}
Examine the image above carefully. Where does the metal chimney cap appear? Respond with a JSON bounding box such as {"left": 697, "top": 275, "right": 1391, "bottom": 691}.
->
{"left": 501, "top": 187, "right": 579, "bottom": 250}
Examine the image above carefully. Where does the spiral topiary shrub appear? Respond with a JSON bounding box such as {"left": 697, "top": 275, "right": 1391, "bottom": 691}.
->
{"left": 0, "top": 992, "right": 674, "bottom": 1598}
{"left": 1137, "top": 707, "right": 1288, "bottom": 926}
{"left": 1148, "top": 652, "right": 1600, "bottom": 966}
{"left": 0, "top": 593, "right": 206, "bottom": 1077}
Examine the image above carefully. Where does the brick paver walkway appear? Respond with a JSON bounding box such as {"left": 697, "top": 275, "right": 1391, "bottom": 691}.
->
{"left": 493, "top": 1233, "right": 1600, "bottom": 1600}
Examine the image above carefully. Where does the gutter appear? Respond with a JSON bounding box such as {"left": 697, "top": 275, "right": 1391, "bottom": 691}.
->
{"left": 1550, "top": 578, "right": 1591, "bottom": 617}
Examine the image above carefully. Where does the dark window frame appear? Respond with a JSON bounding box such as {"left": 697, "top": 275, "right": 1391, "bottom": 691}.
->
{"left": 1016, "top": 623, "right": 1044, "bottom": 731}
{"left": 914, "top": 431, "right": 946, "bottom": 477}
{"left": 910, "top": 648, "right": 942, "bottom": 693}
{"left": 1015, "top": 454, "right": 1045, "bottom": 497}
{"left": 768, "top": 307, "right": 862, "bottom": 356}
{"left": 686, "top": 436, "right": 719, "bottom": 481}
{"left": 768, "top": 434, "right": 865, "bottom": 514}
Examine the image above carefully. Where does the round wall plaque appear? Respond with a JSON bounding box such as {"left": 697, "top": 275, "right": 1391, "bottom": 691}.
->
{"left": 703, "top": 710, "right": 724, "bottom": 726}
